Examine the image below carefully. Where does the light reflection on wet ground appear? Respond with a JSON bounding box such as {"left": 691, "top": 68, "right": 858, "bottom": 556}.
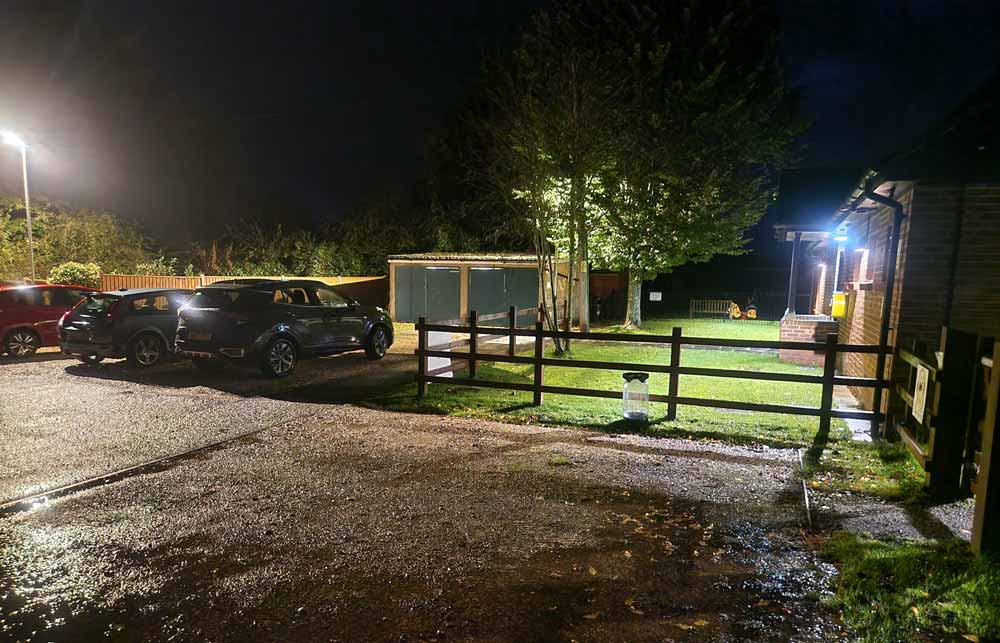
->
{"left": 1, "top": 405, "right": 845, "bottom": 642}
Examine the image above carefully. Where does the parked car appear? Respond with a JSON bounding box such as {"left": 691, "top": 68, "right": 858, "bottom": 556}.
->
{"left": 59, "top": 288, "right": 193, "bottom": 366}
{"left": 175, "top": 279, "right": 393, "bottom": 377}
{"left": 0, "top": 284, "right": 96, "bottom": 357}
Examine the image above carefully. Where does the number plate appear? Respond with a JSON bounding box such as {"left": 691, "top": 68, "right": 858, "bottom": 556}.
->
{"left": 189, "top": 330, "right": 212, "bottom": 341}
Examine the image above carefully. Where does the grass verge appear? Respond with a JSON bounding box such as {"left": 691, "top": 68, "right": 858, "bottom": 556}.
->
{"left": 594, "top": 317, "right": 780, "bottom": 341}
{"left": 822, "top": 533, "right": 1000, "bottom": 642}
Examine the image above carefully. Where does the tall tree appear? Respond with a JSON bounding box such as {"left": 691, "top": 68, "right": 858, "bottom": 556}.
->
{"left": 591, "top": 0, "right": 802, "bottom": 327}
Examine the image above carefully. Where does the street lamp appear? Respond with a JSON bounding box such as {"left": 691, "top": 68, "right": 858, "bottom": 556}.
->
{"left": 1, "top": 130, "right": 35, "bottom": 282}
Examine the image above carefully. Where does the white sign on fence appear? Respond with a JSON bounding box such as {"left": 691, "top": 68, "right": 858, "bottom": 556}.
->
{"left": 649, "top": 291, "right": 662, "bottom": 302}
{"left": 912, "top": 364, "right": 930, "bottom": 422}
{"left": 427, "top": 331, "right": 453, "bottom": 378}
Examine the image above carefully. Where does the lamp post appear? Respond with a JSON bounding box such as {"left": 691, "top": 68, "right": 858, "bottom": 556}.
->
{"left": 1, "top": 130, "right": 34, "bottom": 282}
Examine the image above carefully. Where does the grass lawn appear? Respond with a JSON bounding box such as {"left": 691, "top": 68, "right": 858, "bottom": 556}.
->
{"left": 822, "top": 533, "right": 1000, "bottom": 642}
{"left": 372, "top": 339, "right": 923, "bottom": 499}
{"left": 595, "top": 317, "right": 780, "bottom": 341}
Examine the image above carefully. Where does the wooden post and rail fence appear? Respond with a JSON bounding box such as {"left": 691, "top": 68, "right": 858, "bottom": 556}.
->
{"left": 415, "top": 308, "right": 887, "bottom": 434}
{"left": 888, "top": 326, "right": 1000, "bottom": 554}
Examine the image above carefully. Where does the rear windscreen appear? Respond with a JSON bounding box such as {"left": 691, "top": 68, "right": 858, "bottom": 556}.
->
{"left": 78, "top": 295, "right": 119, "bottom": 315}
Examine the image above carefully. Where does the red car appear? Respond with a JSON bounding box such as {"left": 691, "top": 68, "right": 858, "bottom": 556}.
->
{"left": 0, "top": 284, "right": 97, "bottom": 357}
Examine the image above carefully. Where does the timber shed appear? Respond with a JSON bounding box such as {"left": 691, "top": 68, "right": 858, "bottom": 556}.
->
{"left": 388, "top": 253, "right": 542, "bottom": 323}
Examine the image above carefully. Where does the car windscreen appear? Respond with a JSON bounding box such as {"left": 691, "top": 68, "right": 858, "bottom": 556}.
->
{"left": 77, "top": 294, "right": 120, "bottom": 315}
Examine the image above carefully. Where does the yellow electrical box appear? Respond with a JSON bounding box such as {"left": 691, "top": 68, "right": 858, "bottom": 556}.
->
{"left": 831, "top": 292, "right": 847, "bottom": 318}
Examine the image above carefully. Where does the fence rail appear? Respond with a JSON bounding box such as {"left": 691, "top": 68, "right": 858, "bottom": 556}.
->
{"left": 415, "top": 311, "right": 890, "bottom": 430}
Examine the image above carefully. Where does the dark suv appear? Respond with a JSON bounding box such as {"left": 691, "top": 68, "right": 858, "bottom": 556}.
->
{"left": 175, "top": 279, "right": 393, "bottom": 377}
{"left": 59, "top": 288, "right": 193, "bottom": 366}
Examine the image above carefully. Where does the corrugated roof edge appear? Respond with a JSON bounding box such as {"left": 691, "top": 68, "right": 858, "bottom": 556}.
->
{"left": 387, "top": 252, "right": 537, "bottom": 263}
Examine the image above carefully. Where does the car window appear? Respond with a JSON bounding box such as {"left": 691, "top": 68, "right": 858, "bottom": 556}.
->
{"left": 51, "top": 288, "right": 87, "bottom": 307}
{"left": 8, "top": 288, "right": 39, "bottom": 306}
{"left": 79, "top": 294, "right": 120, "bottom": 315}
{"left": 130, "top": 295, "right": 170, "bottom": 312}
{"left": 39, "top": 288, "right": 59, "bottom": 306}
{"left": 274, "top": 287, "right": 314, "bottom": 306}
{"left": 315, "top": 287, "right": 347, "bottom": 308}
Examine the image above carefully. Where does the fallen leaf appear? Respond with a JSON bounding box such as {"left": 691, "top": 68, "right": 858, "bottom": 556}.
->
{"left": 583, "top": 612, "right": 599, "bottom": 620}
{"left": 962, "top": 635, "right": 980, "bottom": 642}
{"left": 676, "top": 623, "right": 693, "bottom": 630}
{"left": 694, "top": 619, "right": 709, "bottom": 627}
{"left": 587, "top": 566, "right": 598, "bottom": 576}
{"left": 623, "top": 550, "right": 633, "bottom": 559}
{"left": 911, "top": 606, "right": 920, "bottom": 617}
{"left": 754, "top": 599, "right": 771, "bottom": 607}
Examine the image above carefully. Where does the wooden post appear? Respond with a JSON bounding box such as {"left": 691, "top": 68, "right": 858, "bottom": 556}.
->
{"left": 819, "top": 333, "right": 838, "bottom": 434}
{"left": 929, "top": 327, "right": 978, "bottom": 500}
{"left": 508, "top": 305, "right": 516, "bottom": 357}
{"left": 972, "top": 341, "right": 1000, "bottom": 555}
{"left": 533, "top": 321, "right": 544, "bottom": 406}
{"left": 667, "top": 326, "right": 681, "bottom": 420}
{"left": 468, "top": 310, "right": 478, "bottom": 379}
{"left": 417, "top": 316, "right": 427, "bottom": 399}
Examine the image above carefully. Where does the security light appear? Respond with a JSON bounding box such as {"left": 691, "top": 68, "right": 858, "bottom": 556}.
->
{"left": 1, "top": 130, "right": 26, "bottom": 149}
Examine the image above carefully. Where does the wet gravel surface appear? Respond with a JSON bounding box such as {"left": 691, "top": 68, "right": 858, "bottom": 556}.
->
{"left": 0, "top": 349, "right": 413, "bottom": 502}
{"left": 0, "top": 398, "right": 846, "bottom": 642}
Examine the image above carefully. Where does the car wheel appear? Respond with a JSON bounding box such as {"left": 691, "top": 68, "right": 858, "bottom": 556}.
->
{"left": 364, "top": 325, "right": 389, "bottom": 361}
{"left": 4, "top": 330, "right": 39, "bottom": 357}
{"left": 261, "top": 337, "right": 297, "bottom": 378}
{"left": 78, "top": 354, "right": 104, "bottom": 366}
{"left": 128, "top": 333, "right": 164, "bottom": 367}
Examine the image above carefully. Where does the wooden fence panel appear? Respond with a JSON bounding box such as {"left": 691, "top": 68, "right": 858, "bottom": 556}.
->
{"left": 100, "top": 274, "right": 386, "bottom": 306}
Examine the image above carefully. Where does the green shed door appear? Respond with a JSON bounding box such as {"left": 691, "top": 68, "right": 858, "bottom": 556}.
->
{"left": 469, "top": 268, "right": 507, "bottom": 318}
{"left": 393, "top": 265, "right": 419, "bottom": 322}
{"left": 425, "top": 267, "right": 460, "bottom": 322}
{"left": 506, "top": 267, "right": 539, "bottom": 326}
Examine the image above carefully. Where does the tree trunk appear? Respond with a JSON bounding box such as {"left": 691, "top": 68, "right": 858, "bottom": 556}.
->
{"left": 624, "top": 268, "right": 642, "bottom": 329}
{"left": 578, "top": 217, "right": 590, "bottom": 331}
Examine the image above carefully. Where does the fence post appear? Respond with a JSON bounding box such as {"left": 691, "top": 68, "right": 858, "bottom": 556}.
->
{"left": 508, "top": 305, "right": 516, "bottom": 357}
{"left": 819, "top": 333, "right": 838, "bottom": 434}
{"left": 929, "top": 326, "right": 978, "bottom": 500}
{"left": 416, "top": 316, "right": 427, "bottom": 399}
{"left": 973, "top": 340, "right": 1000, "bottom": 555}
{"left": 468, "top": 310, "right": 478, "bottom": 379}
{"left": 667, "top": 326, "right": 682, "bottom": 420}
{"left": 533, "top": 321, "right": 544, "bottom": 406}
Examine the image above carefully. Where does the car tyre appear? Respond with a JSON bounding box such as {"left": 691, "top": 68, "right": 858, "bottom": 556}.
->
{"left": 364, "top": 325, "right": 389, "bottom": 361}
{"left": 261, "top": 337, "right": 297, "bottom": 378}
{"left": 78, "top": 354, "right": 104, "bottom": 366}
{"left": 4, "top": 329, "right": 39, "bottom": 358}
{"left": 127, "top": 333, "right": 165, "bottom": 368}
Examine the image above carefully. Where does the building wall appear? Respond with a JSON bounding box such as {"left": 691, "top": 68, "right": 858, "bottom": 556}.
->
{"left": 948, "top": 184, "right": 1000, "bottom": 339}
{"left": 833, "top": 184, "right": 913, "bottom": 409}
{"left": 779, "top": 314, "right": 840, "bottom": 366}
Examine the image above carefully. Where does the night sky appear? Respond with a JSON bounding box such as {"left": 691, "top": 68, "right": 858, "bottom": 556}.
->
{"left": 0, "top": 0, "right": 998, "bottom": 247}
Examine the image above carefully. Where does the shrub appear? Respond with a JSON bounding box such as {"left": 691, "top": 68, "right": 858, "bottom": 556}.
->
{"left": 134, "top": 255, "right": 179, "bottom": 276}
{"left": 48, "top": 261, "right": 101, "bottom": 288}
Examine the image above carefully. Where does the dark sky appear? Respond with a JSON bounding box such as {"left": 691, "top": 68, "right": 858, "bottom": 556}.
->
{"left": 0, "top": 0, "right": 997, "bottom": 248}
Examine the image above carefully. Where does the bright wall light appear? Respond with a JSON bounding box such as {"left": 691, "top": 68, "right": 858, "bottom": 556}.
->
{"left": 1, "top": 130, "right": 26, "bottom": 149}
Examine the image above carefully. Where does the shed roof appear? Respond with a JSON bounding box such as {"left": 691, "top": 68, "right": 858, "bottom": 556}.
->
{"left": 388, "top": 252, "right": 537, "bottom": 263}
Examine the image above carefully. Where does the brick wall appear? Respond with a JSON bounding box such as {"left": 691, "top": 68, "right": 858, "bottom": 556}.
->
{"left": 779, "top": 313, "right": 840, "bottom": 366}
{"left": 948, "top": 184, "right": 1000, "bottom": 338}
{"left": 830, "top": 184, "right": 913, "bottom": 409}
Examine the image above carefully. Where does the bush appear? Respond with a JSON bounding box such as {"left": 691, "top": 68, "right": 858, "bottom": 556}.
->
{"left": 134, "top": 255, "right": 179, "bottom": 276}
{"left": 48, "top": 261, "right": 101, "bottom": 288}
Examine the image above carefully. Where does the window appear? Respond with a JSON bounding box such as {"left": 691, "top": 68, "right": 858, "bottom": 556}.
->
{"left": 39, "top": 288, "right": 57, "bottom": 306}
{"left": 274, "top": 287, "right": 313, "bottom": 306}
{"left": 130, "top": 295, "right": 170, "bottom": 312}
{"left": 51, "top": 288, "right": 87, "bottom": 307}
{"left": 168, "top": 292, "right": 192, "bottom": 309}
{"left": 9, "top": 288, "right": 39, "bottom": 306}
{"left": 79, "top": 295, "right": 119, "bottom": 315}
{"left": 315, "top": 287, "right": 347, "bottom": 308}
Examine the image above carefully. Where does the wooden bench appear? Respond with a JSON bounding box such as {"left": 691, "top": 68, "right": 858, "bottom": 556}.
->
{"left": 689, "top": 299, "right": 730, "bottom": 319}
